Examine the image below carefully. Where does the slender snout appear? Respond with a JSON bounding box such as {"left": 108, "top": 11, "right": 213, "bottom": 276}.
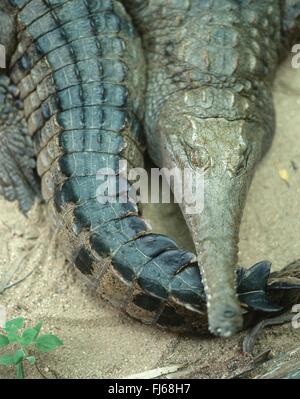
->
{"left": 184, "top": 171, "right": 250, "bottom": 336}
{"left": 156, "top": 87, "right": 268, "bottom": 337}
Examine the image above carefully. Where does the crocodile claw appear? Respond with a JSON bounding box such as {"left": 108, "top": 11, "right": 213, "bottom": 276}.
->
{"left": 237, "top": 260, "right": 300, "bottom": 314}
{"left": 237, "top": 261, "right": 283, "bottom": 313}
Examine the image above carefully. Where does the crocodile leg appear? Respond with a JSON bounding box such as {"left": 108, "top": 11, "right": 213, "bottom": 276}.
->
{"left": 0, "top": 5, "right": 40, "bottom": 213}
{"left": 0, "top": 74, "right": 40, "bottom": 214}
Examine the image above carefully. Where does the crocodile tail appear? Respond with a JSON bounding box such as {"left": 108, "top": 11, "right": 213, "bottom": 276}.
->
{"left": 9, "top": 0, "right": 210, "bottom": 333}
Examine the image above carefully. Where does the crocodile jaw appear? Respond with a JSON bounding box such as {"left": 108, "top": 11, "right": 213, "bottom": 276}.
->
{"left": 184, "top": 173, "right": 248, "bottom": 337}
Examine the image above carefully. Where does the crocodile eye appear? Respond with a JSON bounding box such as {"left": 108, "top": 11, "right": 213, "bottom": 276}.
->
{"left": 184, "top": 142, "right": 211, "bottom": 171}
{"left": 229, "top": 146, "right": 252, "bottom": 176}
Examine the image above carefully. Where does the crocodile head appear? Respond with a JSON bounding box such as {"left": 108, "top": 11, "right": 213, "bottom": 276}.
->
{"left": 155, "top": 86, "right": 271, "bottom": 337}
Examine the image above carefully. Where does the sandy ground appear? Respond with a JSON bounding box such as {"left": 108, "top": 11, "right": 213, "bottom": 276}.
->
{"left": 1, "top": 57, "right": 300, "bottom": 379}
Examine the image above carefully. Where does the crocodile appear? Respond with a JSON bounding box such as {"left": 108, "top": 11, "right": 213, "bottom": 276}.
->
{"left": 1, "top": 0, "right": 300, "bottom": 338}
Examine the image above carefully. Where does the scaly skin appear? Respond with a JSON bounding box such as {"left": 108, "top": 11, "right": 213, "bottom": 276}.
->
{"left": 124, "top": 0, "right": 283, "bottom": 336}
{"left": 0, "top": 0, "right": 300, "bottom": 337}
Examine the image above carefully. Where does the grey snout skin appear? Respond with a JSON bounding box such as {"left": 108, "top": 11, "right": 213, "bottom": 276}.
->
{"left": 184, "top": 173, "right": 250, "bottom": 337}
{"left": 156, "top": 110, "right": 263, "bottom": 337}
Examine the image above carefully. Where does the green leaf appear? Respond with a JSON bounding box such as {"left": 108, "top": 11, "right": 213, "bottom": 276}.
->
{"left": 34, "top": 321, "right": 43, "bottom": 337}
{"left": 0, "top": 350, "right": 25, "bottom": 366}
{"left": 21, "top": 328, "right": 38, "bottom": 346}
{"left": 13, "top": 349, "right": 25, "bottom": 365}
{"left": 0, "top": 334, "right": 9, "bottom": 348}
{"left": 7, "top": 332, "right": 19, "bottom": 344}
{"left": 4, "top": 317, "right": 24, "bottom": 333}
{"left": 0, "top": 354, "right": 15, "bottom": 366}
{"left": 16, "top": 362, "right": 24, "bottom": 379}
{"left": 26, "top": 356, "right": 36, "bottom": 365}
{"left": 35, "top": 334, "right": 63, "bottom": 353}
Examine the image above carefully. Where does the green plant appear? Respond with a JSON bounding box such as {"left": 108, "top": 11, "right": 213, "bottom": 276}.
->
{"left": 0, "top": 317, "right": 63, "bottom": 379}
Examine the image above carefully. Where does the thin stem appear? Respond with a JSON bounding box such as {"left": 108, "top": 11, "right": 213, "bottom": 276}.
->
{"left": 34, "top": 363, "right": 48, "bottom": 379}
{"left": 16, "top": 362, "right": 24, "bottom": 379}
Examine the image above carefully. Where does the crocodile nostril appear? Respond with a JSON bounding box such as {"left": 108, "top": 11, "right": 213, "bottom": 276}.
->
{"left": 224, "top": 309, "right": 238, "bottom": 318}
